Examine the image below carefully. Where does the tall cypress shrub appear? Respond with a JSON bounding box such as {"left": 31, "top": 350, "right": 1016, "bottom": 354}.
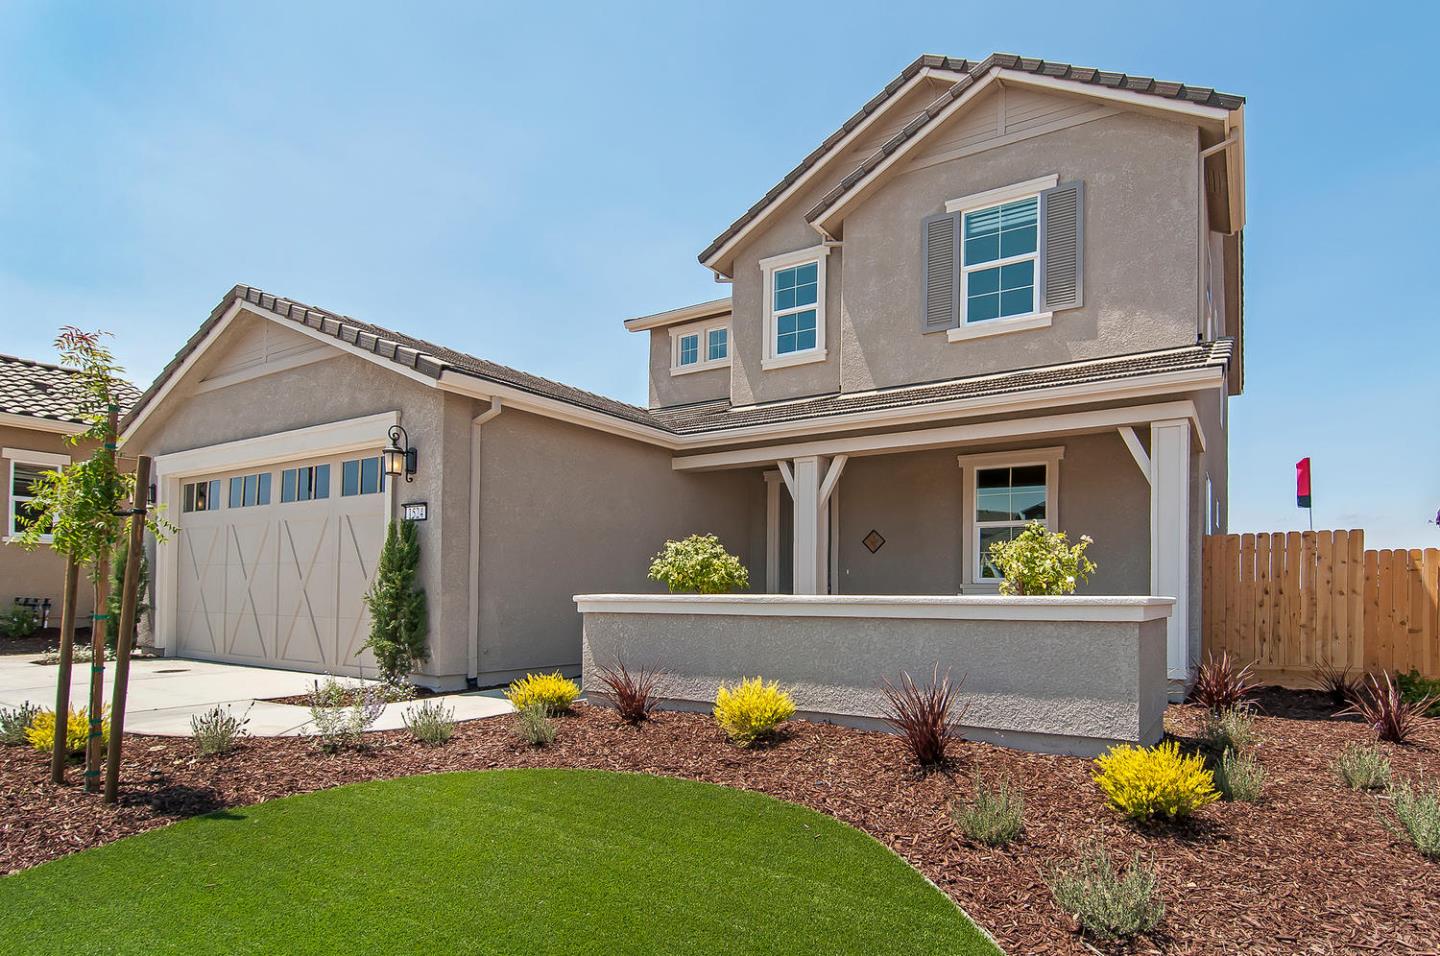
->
{"left": 362, "top": 519, "right": 429, "bottom": 685}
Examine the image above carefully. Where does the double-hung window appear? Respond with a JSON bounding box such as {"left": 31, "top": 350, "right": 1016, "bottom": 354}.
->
{"left": 958, "top": 447, "right": 1063, "bottom": 586}
{"left": 760, "top": 246, "right": 830, "bottom": 370}
{"left": 962, "top": 196, "right": 1038, "bottom": 324}
{"left": 670, "top": 321, "right": 731, "bottom": 375}
{"left": 9, "top": 462, "right": 50, "bottom": 539}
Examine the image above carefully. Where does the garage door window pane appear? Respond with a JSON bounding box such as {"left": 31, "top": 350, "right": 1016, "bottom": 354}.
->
{"left": 229, "top": 477, "right": 244, "bottom": 509}
{"left": 360, "top": 457, "right": 380, "bottom": 495}
{"left": 257, "top": 473, "right": 271, "bottom": 506}
{"left": 243, "top": 474, "right": 258, "bottom": 507}
{"left": 280, "top": 469, "right": 296, "bottom": 503}
{"left": 342, "top": 459, "right": 359, "bottom": 496}
{"left": 314, "top": 464, "right": 330, "bottom": 500}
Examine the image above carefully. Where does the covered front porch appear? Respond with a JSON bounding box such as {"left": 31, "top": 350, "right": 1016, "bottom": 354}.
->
{"left": 676, "top": 398, "right": 1208, "bottom": 685}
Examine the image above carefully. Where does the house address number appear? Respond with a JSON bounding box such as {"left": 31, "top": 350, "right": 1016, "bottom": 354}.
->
{"left": 402, "top": 502, "right": 428, "bottom": 521}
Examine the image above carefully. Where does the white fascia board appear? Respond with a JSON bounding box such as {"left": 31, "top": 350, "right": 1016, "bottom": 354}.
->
{"left": 701, "top": 66, "right": 968, "bottom": 275}
{"left": 2, "top": 447, "right": 72, "bottom": 467}
{"left": 0, "top": 412, "right": 85, "bottom": 435}
{"left": 997, "top": 71, "right": 1233, "bottom": 123}
{"left": 671, "top": 400, "right": 1201, "bottom": 471}
{"left": 573, "top": 592, "right": 1175, "bottom": 623}
{"left": 151, "top": 411, "right": 398, "bottom": 479}
{"left": 623, "top": 297, "right": 732, "bottom": 332}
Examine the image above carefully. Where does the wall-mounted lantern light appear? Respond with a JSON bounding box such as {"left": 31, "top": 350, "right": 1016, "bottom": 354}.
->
{"left": 383, "top": 424, "right": 418, "bottom": 483}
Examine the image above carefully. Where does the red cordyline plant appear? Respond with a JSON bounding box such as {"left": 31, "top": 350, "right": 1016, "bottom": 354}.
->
{"left": 1190, "top": 651, "right": 1256, "bottom": 713}
{"left": 880, "top": 666, "right": 967, "bottom": 767}
{"left": 1339, "top": 672, "right": 1437, "bottom": 745}
{"left": 1312, "top": 658, "right": 1361, "bottom": 709}
{"left": 594, "top": 661, "right": 662, "bottom": 724}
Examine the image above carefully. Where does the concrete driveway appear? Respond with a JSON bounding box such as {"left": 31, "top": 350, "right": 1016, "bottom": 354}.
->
{"left": 0, "top": 654, "right": 513, "bottom": 737}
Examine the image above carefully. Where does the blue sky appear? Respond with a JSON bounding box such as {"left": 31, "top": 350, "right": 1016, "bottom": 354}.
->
{"left": 1, "top": 1, "right": 1435, "bottom": 548}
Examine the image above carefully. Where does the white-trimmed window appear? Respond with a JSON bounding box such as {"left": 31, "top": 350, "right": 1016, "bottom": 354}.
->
{"left": 280, "top": 464, "right": 331, "bottom": 503}
{"left": 957, "top": 447, "right": 1063, "bottom": 586}
{"left": 760, "top": 245, "right": 830, "bottom": 370}
{"left": 670, "top": 319, "right": 731, "bottom": 375}
{"left": 6, "top": 450, "right": 68, "bottom": 540}
{"left": 181, "top": 479, "right": 223, "bottom": 514}
{"left": 341, "top": 456, "right": 386, "bottom": 496}
{"left": 226, "top": 472, "right": 272, "bottom": 509}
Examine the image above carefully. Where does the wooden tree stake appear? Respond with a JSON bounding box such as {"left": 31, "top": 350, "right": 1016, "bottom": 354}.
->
{"left": 83, "top": 405, "right": 119, "bottom": 794}
{"left": 105, "top": 455, "right": 151, "bottom": 803}
{"left": 50, "top": 555, "right": 80, "bottom": 785}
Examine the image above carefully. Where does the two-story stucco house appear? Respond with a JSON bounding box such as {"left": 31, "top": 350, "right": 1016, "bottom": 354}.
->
{"left": 121, "top": 54, "right": 1244, "bottom": 698}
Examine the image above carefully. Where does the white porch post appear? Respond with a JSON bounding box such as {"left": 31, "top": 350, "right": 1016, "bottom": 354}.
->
{"left": 1150, "top": 419, "right": 1191, "bottom": 682}
{"left": 790, "top": 456, "right": 824, "bottom": 594}
{"left": 763, "top": 470, "right": 783, "bottom": 593}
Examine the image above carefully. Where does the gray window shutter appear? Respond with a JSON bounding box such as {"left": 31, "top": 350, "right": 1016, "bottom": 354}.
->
{"left": 1039, "top": 180, "right": 1084, "bottom": 312}
{"left": 921, "top": 210, "right": 960, "bottom": 333}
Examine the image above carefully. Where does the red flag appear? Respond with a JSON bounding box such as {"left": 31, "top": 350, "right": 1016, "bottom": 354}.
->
{"left": 1296, "top": 457, "right": 1312, "bottom": 508}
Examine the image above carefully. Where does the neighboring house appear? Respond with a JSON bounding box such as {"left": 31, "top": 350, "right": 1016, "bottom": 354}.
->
{"left": 122, "top": 53, "right": 1244, "bottom": 694}
{"left": 1, "top": 354, "right": 140, "bottom": 626}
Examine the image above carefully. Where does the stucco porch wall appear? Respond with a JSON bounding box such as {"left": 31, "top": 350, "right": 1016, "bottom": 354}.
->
{"left": 576, "top": 594, "right": 1171, "bottom": 757}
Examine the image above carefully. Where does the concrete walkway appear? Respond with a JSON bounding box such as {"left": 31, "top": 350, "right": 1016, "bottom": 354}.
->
{"left": 0, "top": 654, "right": 513, "bottom": 737}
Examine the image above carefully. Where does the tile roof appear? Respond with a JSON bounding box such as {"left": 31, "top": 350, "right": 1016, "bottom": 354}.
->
{"left": 0, "top": 353, "right": 139, "bottom": 426}
{"left": 125, "top": 285, "right": 1233, "bottom": 444}
{"left": 699, "top": 53, "right": 1245, "bottom": 267}
{"left": 654, "top": 340, "right": 1234, "bottom": 435}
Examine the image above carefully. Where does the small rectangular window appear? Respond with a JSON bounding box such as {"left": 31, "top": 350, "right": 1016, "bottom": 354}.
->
{"left": 243, "top": 474, "right": 258, "bottom": 507}
{"left": 342, "top": 459, "right": 359, "bottom": 496}
{"left": 281, "top": 469, "right": 297, "bottom": 503}
{"left": 9, "top": 463, "right": 50, "bottom": 537}
{"left": 183, "top": 482, "right": 197, "bottom": 513}
{"left": 257, "top": 472, "right": 272, "bottom": 506}
{"left": 360, "top": 456, "right": 380, "bottom": 495}
{"left": 229, "top": 477, "right": 244, "bottom": 509}
{"left": 707, "top": 327, "right": 728, "bottom": 361}
{"left": 314, "top": 464, "right": 330, "bottom": 500}
{"left": 974, "top": 464, "right": 1049, "bottom": 579}
{"left": 678, "top": 333, "right": 699, "bottom": 366}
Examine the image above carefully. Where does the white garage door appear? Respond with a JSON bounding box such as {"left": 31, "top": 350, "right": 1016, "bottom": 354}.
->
{"left": 173, "top": 451, "right": 389, "bottom": 677}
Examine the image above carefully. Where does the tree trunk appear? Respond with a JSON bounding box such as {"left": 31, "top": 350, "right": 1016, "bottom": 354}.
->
{"left": 105, "top": 455, "right": 150, "bottom": 803}
{"left": 50, "top": 556, "right": 80, "bottom": 785}
{"left": 84, "top": 404, "right": 119, "bottom": 794}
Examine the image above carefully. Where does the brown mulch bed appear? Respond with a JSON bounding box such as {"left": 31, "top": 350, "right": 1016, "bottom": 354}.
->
{"left": 2, "top": 696, "right": 1438, "bottom": 954}
{"left": 0, "top": 626, "right": 92, "bottom": 659}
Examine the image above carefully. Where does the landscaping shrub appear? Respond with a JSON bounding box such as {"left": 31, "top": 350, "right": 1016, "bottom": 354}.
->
{"left": 512, "top": 702, "right": 556, "bottom": 747}
{"left": 1396, "top": 669, "right": 1440, "bottom": 718}
{"left": 190, "top": 704, "right": 249, "bottom": 757}
{"left": 1386, "top": 777, "right": 1440, "bottom": 859}
{"left": 403, "top": 699, "right": 456, "bottom": 746}
{"left": 0, "top": 607, "right": 40, "bottom": 640}
{"left": 0, "top": 702, "right": 39, "bottom": 745}
{"left": 713, "top": 676, "right": 795, "bottom": 747}
{"left": 362, "top": 520, "right": 429, "bottom": 686}
{"left": 1093, "top": 740, "right": 1219, "bottom": 822}
{"left": 646, "top": 533, "right": 750, "bottom": 594}
{"left": 985, "top": 520, "right": 1095, "bottom": 596}
{"left": 1190, "top": 651, "right": 1256, "bottom": 713}
{"left": 1333, "top": 742, "right": 1392, "bottom": 790}
{"left": 1340, "top": 672, "right": 1436, "bottom": 744}
{"left": 1048, "top": 844, "right": 1164, "bottom": 942}
{"left": 26, "top": 706, "right": 107, "bottom": 755}
{"left": 1199, "top": 706, "right": 1257, "bottom": 754}
{"left": 594, "top": 660, "right": 662, "bottom": 723}
{"left": 1313, "top": 658, "right": 1361, "bottom": 709}
{"left": 506, "top": 672, "right": 580, "bottom": 713}
{"left": 880, "top": 665, "right": 966, "bottom": 767}
{"left": 952, "top": 773, "right": 1024, "bottom": 846}
{"left": 1212, "top": 748, "right": 1265, "bottom": 802}
{"left": 306, "top": 677, "right": 386, "bottom": 752}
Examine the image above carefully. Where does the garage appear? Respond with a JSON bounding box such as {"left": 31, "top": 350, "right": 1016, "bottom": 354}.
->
{"left": 172, "top": 449, "right": 389, "bottom": 677}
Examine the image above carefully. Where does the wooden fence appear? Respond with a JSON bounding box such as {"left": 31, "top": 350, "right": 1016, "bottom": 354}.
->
{"left": 1202, "top": 530, "right": 1440, "bottom": 686}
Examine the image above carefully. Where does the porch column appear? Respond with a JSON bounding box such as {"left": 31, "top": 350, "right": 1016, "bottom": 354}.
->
{"left": 1150, "top": 419, "right": 1191, "bottom": 681}
{"left": 763, "top": 470, "right": 783, "bottom": 593}
{"left": 783, "top": 455, "right": 846, "bottom": 595}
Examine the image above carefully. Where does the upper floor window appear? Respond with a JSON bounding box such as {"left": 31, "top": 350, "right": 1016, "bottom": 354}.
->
{"left": 228, "top": 472, "right": 272, "bottom": 509}
{"left": 280, "top": 464, "right": 331, "bottom": 503}
{"left": 670, "top": 320, "right": 731, "bottom": 376}
{"left": 341, "top": 456, "right": 386, "bottom": 496}
{"left": 963, "top": 196, "right": 1038, "bottom": 324}
{"left": 182, "top": 479, "right": 222, "bottom": 514}
{"left": 760, "top": 245, "right": 831, "bottom": 370}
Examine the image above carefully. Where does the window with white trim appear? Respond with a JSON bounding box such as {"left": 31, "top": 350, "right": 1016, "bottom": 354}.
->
{"left": 962, "top": 195, "right": 1038, "bottom": 324}
{"left": 958, "top": 447, "right": 1063, "bottom": 586}
{"left": 669, "top": 319, "right": 731, "bottom": 375}
{"left": 341, "top": 456, "right": 386, "bottom": 496}
{"left": 280, "top": 464, "right": 331, "bottom": 503}
{"left": 760, "top": 246, "right": 830, "bottom": 369}
{"left": 8, "top": 462, "right": 51, "bottom": 538}
{"left": 227, "top": 472, "right": 272, "bottom": 509}
{"left": 182, "top": 479, "right": 223, "bottom": 514}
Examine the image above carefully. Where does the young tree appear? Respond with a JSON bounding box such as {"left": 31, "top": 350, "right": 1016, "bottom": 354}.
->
{"left": 361, "top": 519, "right": 429, "bottom": 686}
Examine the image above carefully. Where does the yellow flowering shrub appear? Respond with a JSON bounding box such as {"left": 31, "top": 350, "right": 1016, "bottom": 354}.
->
{"left": 714, "top": 676, "right": 796, "bottom": 746}
{"left": 1093, "top": 740, "right": 1219, "bottom": 821}
{"left": 505, "top": 672, "right": 579, "bottom": 713}
{"left": 26, "top": 706, "right": 108, "bottom": 755}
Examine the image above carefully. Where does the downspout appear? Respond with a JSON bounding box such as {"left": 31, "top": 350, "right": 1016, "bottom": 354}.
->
{"left": 467, "top": 397, "right": 503, "bottom": 684}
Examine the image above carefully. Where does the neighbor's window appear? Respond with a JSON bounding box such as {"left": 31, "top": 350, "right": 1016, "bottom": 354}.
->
{"left": 975, "top": 464, "right": 1048, "bottom": 578}
{"left": 773, "top": 261, "right": 819, "bottom": 354}
{"left": 341, "top": 456, "right": 385, "bottom": 497}
{"left": 280, "top": 464, "right": 331, "bottom": 504}
{"left": 707, "top": 327, "right": 728, "bottom": 362}
{"left": 182, "top": 479, "right": 223, "bottom": 514}
{"left": 677, "top": 332, "right": 700, "bottom": 367}
{"left": 8, "top": 463, "right": 50, "bottom": 538}
{"left": 227, "top": 472, "right": 272, "bottom": 509}
{"left": 962, "top": 196, "right": 1038, "bottom": 323}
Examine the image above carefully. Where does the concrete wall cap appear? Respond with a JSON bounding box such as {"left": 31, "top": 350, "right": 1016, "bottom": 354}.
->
{"left": 573, "top": 593, "right": 1175, "bottom": 623}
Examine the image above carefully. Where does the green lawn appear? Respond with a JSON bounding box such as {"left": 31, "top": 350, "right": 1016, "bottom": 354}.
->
{"left": 0, "top": 769, "right": 998, "bottom": 955}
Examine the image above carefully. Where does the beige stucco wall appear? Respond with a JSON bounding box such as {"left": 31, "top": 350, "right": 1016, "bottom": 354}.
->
{"left": 647, "top": 328, "right": 729, "bottom": 409}
{"left": 474, "top": 408, "right": 766, "bottom": 683}
{"left": 833, "top": 429, "right": 1151, "bottom": 597}
{"left": 579, "top": 598, "right": 1170, "bottom": 756}
{"left": 1, "top": 424, "right": 96, "bottom": 623}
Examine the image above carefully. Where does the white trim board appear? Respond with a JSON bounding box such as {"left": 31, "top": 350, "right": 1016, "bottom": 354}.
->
{"left": 0, "top": 413, "right": 85, "bottom": 435}
{"left": 573, "top": 592, "right": 1175, "bottom": 624}
{"left": 152, "top": 411, "right": 398, "bottom": 479}
{"left": 1, "top": 447, "right": 71, "bottom": 467}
